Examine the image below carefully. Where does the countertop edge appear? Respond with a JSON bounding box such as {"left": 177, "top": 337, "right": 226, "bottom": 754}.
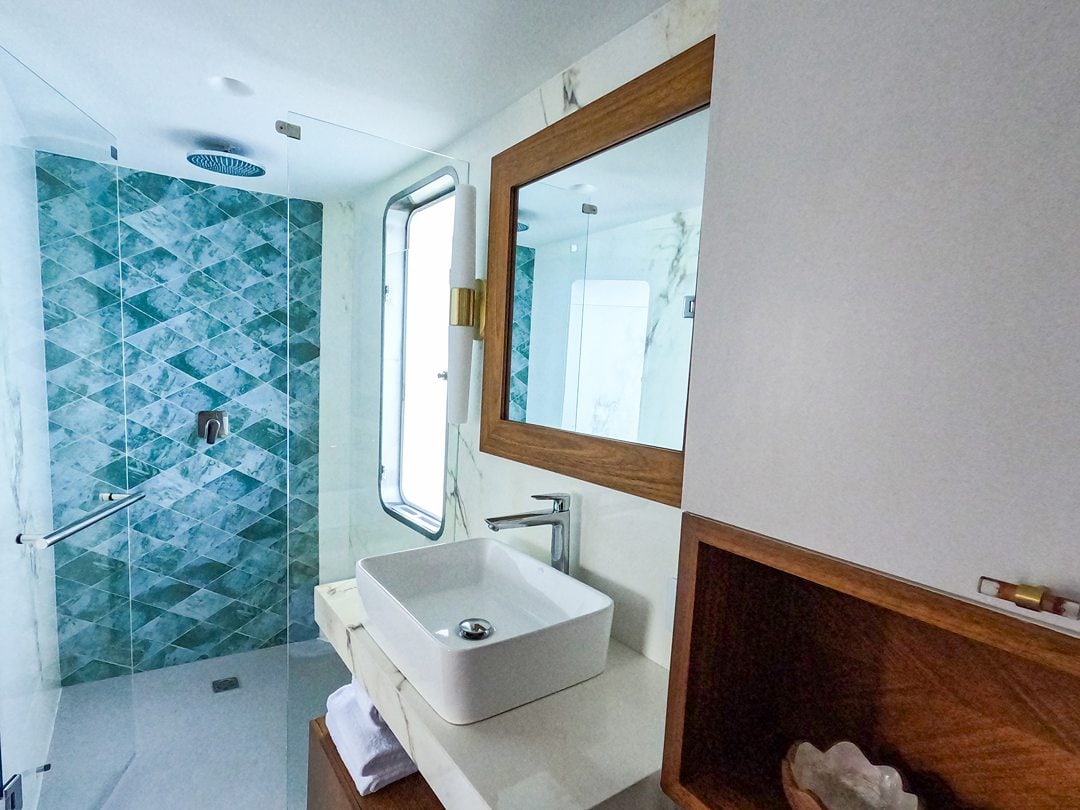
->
{"left": 314, "top": 579, "right": 672, "bottom": 810}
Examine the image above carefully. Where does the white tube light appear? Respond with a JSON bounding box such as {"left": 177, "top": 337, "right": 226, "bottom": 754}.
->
{"left": 447, "top": 184, "right": 477, "bottom": 425}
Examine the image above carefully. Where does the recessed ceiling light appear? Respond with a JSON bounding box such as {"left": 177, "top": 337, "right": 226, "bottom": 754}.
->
{"left": 569, "top": 183, "right": 598, "bottom": 194}
{"left": 208, "top": 76, "right": 255, "bottom": 97}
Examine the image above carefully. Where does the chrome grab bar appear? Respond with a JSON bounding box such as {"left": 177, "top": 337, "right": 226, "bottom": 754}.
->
{"left": 16, "top": 492, "right": 144, "bottom": 550}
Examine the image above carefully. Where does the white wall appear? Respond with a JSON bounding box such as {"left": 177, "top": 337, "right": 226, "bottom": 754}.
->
{"left": 318, "top": 197, "right": 438, "bottom": 584}
{"left": 445, "top": 0, "right": 719, "bottom": 667}
{"left": 684, "top": 1, "right": 1080, "bottom": 635}
{"left": 319, "top": 0, "right": 721, "bottom": 667}
{"left": 317, "top": 200, "right": 363, "bottom": 581}
{"left": 0, "top": 122, "right": 60, "bottom": 809}
{"left": 319, "top": 153, "right": 470, "bottom": 585}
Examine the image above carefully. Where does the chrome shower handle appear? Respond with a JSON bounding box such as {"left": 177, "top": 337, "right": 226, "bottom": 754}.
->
{"left": 197, "top": 411, "right": 228, "bottom": 445}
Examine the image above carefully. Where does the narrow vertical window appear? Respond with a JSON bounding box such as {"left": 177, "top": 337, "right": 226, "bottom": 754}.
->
{"left": 380, "top": 171, "right": 456, "bottom": 537}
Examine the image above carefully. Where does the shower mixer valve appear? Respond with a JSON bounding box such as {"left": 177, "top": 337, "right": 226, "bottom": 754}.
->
{"left": 197, "top": 411, "right": 228, "bottom": 445}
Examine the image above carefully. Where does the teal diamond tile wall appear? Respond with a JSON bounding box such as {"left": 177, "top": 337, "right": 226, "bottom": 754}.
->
{"left": 508, "top": 245, "right": 535, "bottom": 422}
{"left": 36, "top": 153, "right": 321, "bottom": 685}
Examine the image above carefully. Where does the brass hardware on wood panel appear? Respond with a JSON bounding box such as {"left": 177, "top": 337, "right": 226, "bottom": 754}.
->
{"left": 979, "top": 576, "right": 1080, "bottom": 619}
{"left": 1014, "top": 584, "right": 1047, "bottom": 611}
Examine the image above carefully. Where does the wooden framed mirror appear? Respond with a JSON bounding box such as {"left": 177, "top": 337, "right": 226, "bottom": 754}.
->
{"left": 481, "top": 38, "right": 714, "bottom": 507}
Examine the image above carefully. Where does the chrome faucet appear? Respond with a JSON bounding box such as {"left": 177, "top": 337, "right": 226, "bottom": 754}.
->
{"left": 197, "top": 410, "right": 228, "bottom": 445}
{"left": 485, "top": 494, "right": 573, "bottom": 574}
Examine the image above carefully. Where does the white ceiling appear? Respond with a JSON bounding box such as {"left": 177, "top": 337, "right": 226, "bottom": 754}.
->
{"left": 0, "top": 0, "right": 668, "bottom": 198}
{"left": 518, "top": 107, "right": 711, "bottom": 247}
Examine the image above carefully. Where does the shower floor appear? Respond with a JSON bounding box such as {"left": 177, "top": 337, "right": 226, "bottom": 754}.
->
{"left": 40, "top": 639, "right": 350, "bottom": 810}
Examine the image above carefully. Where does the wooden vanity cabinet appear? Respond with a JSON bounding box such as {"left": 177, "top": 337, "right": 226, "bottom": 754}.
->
{"left": 662, "top": 514, "right": 1080, "bottom": 809}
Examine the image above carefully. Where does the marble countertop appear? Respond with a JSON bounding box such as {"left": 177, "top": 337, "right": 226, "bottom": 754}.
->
{"left": 314, "top": 580, "right": 675, "bottom": 810}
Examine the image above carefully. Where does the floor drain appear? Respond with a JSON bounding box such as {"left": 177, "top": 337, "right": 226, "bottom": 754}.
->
{"left": 212, "top": 677, "right": 240, "bottom": 693}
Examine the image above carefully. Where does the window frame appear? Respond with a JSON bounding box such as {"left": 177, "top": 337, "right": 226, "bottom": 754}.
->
{"left": 379, "top": 167, "right": 459, "bottom": 539}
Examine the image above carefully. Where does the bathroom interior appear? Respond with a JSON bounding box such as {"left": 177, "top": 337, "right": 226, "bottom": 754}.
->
{"left": 1, "top": 2, "right": 1078, "bottom": 809}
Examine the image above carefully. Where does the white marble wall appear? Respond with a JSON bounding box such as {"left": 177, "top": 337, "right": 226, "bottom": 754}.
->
{"left": 638, "top": 207, "right": 701, "bottom": 450}
{"left": 316, "top": 201, "right": 362, "bottom": 582}
{"left": 318, "top": 153, "right": 468, "bottom": 585}
{"left": 318, "top": 198, "right": 426, "bottom": 584}
{"left": 0, "top": 128, "right": 60, "bottom": 809}
{"left": 525, "top": 207, "right": 702, "bottom": 449}
{"left": 445, "top": 0, "right": 717, "bottom": 665}
{"left": 318, "top": 0, "right": 720, "bottom": 668}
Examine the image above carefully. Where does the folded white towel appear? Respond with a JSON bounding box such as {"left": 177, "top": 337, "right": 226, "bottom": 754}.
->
{"left": 325, "top": 679, "right": 418, "bottom": 796}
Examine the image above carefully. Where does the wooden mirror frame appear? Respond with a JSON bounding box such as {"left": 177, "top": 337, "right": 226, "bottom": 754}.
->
{"left": 481, "top": 38, "right": 714, "bottom": 507}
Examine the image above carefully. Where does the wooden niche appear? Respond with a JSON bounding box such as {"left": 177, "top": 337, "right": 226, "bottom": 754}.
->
{"left": 663, "top": 514, "right": 1080, "bottom": 809}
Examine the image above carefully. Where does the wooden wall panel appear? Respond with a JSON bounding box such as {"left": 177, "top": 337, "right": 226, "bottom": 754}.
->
{"left": 663, "top": 515, "right": 1080, "bottom": 809}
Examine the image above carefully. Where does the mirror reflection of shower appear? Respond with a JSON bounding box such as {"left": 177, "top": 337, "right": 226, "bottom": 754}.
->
{"left": 510, "top": 107, "right": 710, "bottom": 451}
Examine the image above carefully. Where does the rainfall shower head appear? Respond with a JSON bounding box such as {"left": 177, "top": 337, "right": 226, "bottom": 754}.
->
{"left": 186, "top": 149, "right": 265, "bottom": 178}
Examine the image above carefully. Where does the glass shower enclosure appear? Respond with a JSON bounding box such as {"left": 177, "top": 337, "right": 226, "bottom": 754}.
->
{"left": 0, "top": 44, "right": 328, "bottom": 809}
{"left": 0, "top": 44, "right": 135, "bottom": 810}
{"left": 1, "top": 44, "right": 468, "bottom": 810}
{"left": 282, "top": 114, "right": 470, "bottom": 799}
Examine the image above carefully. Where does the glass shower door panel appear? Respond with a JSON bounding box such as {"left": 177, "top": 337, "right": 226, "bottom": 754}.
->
{"left": 510, "top": 181, "right": 591, "bottom": 432}
{"left": 0, "top": 44, "right": 135, "bottom": 810}
{"left": 283, "top": 113, "right": 469, "bottom": 808}
{"left": 576, "top": 109, "right": 709, "bottom": 451}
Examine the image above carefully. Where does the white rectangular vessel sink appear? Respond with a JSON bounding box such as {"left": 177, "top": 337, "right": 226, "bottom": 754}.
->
{"left": 355, "top": 537, "right": 614, "bottom": 725}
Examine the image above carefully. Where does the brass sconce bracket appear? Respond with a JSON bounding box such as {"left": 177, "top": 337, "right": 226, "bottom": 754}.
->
{"left": 450, "top": 280, "right": 486, "bottom": 340}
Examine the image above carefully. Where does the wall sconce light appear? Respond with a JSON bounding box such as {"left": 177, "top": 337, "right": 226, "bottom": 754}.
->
{"left": 448, "top": 184, "right": 482, "bottom": 425}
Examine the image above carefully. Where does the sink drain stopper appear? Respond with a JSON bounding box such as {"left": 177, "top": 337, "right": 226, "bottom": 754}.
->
{"left": 457, "top": 618, "right": 494, "bottom": 640}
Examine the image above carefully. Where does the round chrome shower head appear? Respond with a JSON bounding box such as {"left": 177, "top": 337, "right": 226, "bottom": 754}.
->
{"left": 186, "top": 149, "right": 265, "bottom": 178}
